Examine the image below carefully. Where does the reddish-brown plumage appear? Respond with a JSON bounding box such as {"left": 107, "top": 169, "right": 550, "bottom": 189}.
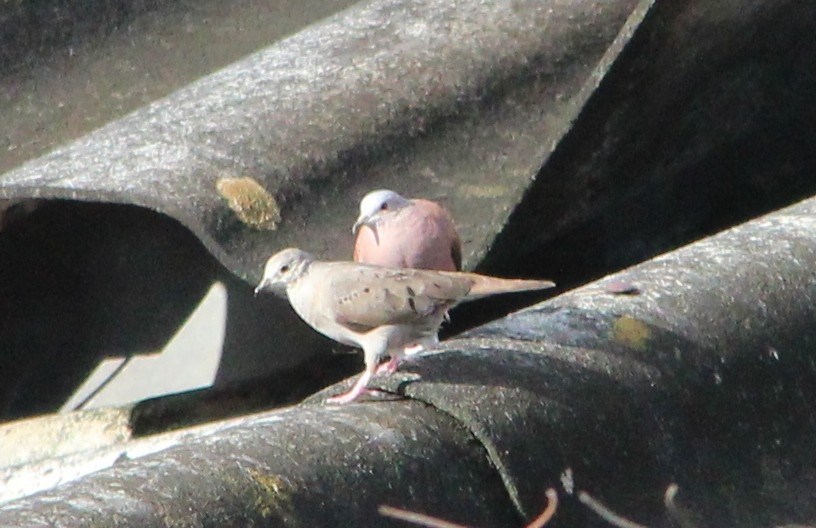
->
{"left": 353, "top": 198, "right": 462, "bottom": 271}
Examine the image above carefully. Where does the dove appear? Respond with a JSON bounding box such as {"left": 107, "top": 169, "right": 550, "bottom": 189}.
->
{"left": 352, "top": 189, "right": 462, "bottom": 272}
{"left": 352, "top": 189, "right": 463, "bottom": 364}
{"left": 255, "top": 248, "right": 555, "bottom": 404}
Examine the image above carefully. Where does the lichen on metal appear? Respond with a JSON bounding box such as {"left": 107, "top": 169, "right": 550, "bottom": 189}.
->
{"left": 216, "top": 177, "right": 281, "bottom": 230}
{"left": 610, "top": 315, "right": 651, "bottom": 351}
{"left": 245, "top": 469, "right": 298, "bottom": 523}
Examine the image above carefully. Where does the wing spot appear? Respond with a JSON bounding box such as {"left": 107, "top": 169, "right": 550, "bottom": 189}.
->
{"left": 363, "top": 287, "right": 370, "bottom": 293}
{"left": 408, "top": 297, "right": 417, "bottom": 311}
{"left": 406, "top": 286, "right": 416, "bottom": 297}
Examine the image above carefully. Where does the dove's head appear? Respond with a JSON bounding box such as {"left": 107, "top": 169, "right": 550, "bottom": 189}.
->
{"left": 255, "top": 248, "right": 315, "bottom": 296}
{"left": 352, "top": 189, "right": 410, "bottom": 238}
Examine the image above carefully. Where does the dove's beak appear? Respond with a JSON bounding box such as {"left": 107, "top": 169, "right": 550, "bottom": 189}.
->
{"left": 254, "top": 278, "right": 271, "bottom": 296}
{"left": 255, "top": 277, "right": 289, "bottom": 297}
{"left": 351, "top": 214, "right": 369, "bottom": 236}
{"left": 352, "top": 215, "right": 379, "bottom": 244}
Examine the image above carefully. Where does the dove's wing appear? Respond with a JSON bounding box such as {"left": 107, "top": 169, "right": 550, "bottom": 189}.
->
{"left": 317, "top": 262, "right": 473, "bottom": 333}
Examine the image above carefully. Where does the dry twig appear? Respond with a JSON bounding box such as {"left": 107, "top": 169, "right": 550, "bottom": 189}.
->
{"left": 526, "top": 488, "right": 558, "bottom": 528}
{"left": 664, "top": 483, "right": 697, "bottom": 528}
{"left": 379, "top": 487, "right": 559, "bottom": 528}
{"left": 378, "top": 505, "right": 470, "bottom": 528}
{"left": 578, "top": 490, "right": 649, "bottom": 528}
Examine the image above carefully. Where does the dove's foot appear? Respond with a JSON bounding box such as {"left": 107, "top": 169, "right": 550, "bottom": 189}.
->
{"left": 376, "top": 342, "right": 429, "bottom": 375}
{"left": 326, "top": 388, "right": 375, "bottom": 404}
{"left": 326, "top": 369, "right": 374, "bottom": 404}
{"left": 375, "top": 356, "right": 401, "bottom": 375}
{"left": 403, "top": 343, "right": 424, "bottom": 356}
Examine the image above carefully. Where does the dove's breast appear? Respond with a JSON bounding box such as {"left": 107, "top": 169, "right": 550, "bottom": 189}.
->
{"left": 286, "top": 277, "right": 364, "bottom": 348}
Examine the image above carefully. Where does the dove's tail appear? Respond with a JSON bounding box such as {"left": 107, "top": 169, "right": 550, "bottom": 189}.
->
{"left": 453, "top": 273, "right": 556, "bottom": 299}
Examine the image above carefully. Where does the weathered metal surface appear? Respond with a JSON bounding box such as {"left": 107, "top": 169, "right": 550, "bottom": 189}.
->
{"left": 0, "top": 0, "right": 647, "bottom": 418}
{"left": 3, "top": 192, "right": 814, "bottom": 526}
{"left": 1, "top": 2, "right": 815, "bottom": 522}
{"left": 0, "top": 0, "right": 361, "bottom": 175}
{"left": 0, "top": 202, "right": 332, "bottom": 419}
{"left": 0, "top": 0, "right": 167, "bottom": 73}
{"left": 0, "top": 0, "right": 646, "bottom": 279}
{"left": 5, "top": 0, "right": 815, "bottom": 421}
{"left": 0, "top": 353, "right": 363, "bottom": 505}
{"left": 450, "top": 0, "right": 816, "bottom": 335}
{"left": 0, "top": 408, "right": 131, "bottom": 469}
{"left": 0, "top": 404, "right": 518, "bottom": 527}
{"left": 364, "top": 194, "right": 816, "bottom": 525}
{"left": 481, "top": 0, "right": 816, "bottom": 281}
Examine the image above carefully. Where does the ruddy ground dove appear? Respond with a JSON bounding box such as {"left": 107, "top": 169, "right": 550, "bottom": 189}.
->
{"left": 352, "top": 190, "right": 462, "bottom": 272}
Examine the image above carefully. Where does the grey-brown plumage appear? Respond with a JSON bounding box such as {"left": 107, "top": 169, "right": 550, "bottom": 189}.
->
{"left": 255, "top": 248, "right": 555, "bottom": 403}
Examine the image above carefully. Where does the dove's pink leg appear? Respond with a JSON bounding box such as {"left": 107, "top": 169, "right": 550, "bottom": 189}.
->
{"left": 376, "top": 334, "right": 439, "bottom": 375}
{"left": 327, "top": 337, "right": 387, "bottom": 404}
{"left": 375, "top": 344, "right": 422, "bottom": 374}
{"left": 326, "top": 368, "right": 374, "bottom": 404}
{"left": 375, "top": 356, "right": 401, "bottom": 375}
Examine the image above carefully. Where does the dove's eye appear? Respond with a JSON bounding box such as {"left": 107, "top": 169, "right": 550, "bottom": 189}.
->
{"left": 280, "top": 265, "right": 290, "bottom": 273}
{"left": 380, "top": 203, "right": 388, "bottom": 210}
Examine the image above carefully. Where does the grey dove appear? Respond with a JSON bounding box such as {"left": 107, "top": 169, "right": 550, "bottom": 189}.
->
{"left": 255, "top": 248, "right": 555, "bottom": 404}
{"left": 353, "top": 189, "right": 462, "bottom": 272}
